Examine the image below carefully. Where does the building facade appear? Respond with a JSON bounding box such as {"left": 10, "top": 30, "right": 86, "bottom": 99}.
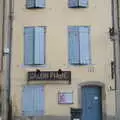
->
{"left": 11, "top": 0, "right": 114, "bottom": 120}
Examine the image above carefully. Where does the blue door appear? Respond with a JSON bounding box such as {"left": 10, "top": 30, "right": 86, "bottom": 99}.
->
{"left": 82, "top": 86, "right": 102, "bottom": 120}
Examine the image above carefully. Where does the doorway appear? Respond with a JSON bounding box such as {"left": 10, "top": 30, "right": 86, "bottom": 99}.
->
{"left": 82, "top": 86, "right": 102, "bottom": 120}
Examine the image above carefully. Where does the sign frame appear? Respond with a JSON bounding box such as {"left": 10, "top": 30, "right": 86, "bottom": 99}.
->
{"left": 58, "top": 92, "right": 73, "bottom": 104}
{"left": 27, "top": 71, "right": 71, "bottom": 84}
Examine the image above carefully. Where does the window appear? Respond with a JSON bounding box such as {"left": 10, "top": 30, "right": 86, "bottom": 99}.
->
{"left": 24, "top": 26, "right": 45, "bottom": 65}
{"left": 68, "top": 0, "right": 88, "bottom": 8}
{"left": 68, "top": 26, "right": 91, "bottom": 65}
{"left": 22, "top": 85, "right": 44, "bottom": 116}
{"left": 26, "top": 0, "right": 45, "bottom": 8}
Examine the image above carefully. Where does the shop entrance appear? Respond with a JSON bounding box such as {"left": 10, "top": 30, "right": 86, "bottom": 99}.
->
{"left": 82, "top": 86, "right": 102, "bottom": 120}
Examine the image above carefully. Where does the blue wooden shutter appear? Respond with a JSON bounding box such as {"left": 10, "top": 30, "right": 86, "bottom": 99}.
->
{"left": 38, "top": 86, "right": 44, "bottom": 115}
{"left": 68, "top": 26, "right": 80, "bottom": 64}
{"left": 34, "top": 27, "right": 45, "bottom": 65}
{"left": 23, "top": 86, "right": 45, "bottom": 116}
{"left": 26, "top": 0, "right": 35, "bottom": 8}
{"left": 68, "top": 0, "right": 79, "bottom": 8}
{"left": 79, "top": 26, "right": 91, "bottom": 65}
{"left": 36, "top": 0, "right": 45, "bottom": 8}
{"left": 79, "top": 0, "right": 88, "bottom": 7}
{"left": 24, "top": 27, "right": 34, "bottom": 65}
{"left": 23, "top": 86, "right": 34, "bottom": 116}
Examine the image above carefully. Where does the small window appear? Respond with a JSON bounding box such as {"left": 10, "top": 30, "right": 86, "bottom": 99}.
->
{"left": 24, "top": 26, "right": 46, "bottom": 65}
{"left": 68, "top": 0, "right": 88, "bottom": 8}
{"left": 26, "top": 0, "right": 45, "bottom": 9}
{"left": 68, "top": 26, "right": 91, "bottom": 65}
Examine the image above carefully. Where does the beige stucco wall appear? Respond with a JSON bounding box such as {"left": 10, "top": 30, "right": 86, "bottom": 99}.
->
{"left": 11, "top": 0, "right": 115, "bottom": 118}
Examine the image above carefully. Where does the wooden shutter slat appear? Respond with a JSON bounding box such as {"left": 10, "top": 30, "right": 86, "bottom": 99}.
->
{"left": 36, "top": 0, "right": 45, "bottom": 8}
{"left": 23, "top": 85, "right": 45, "bottom": 116}
{"left": 24, "top": 27, "right": 34, "bottom": 65}
{"left": 79, "top": 0, "right": 88, "bottom": 7}
{"left": 68, "top": 0, "right": 79, "bottom": 8}
{"left": 79, "top": 26, "right": 91, "bottom": 65}
{"left": 68, "top": 26, "right": 80, "bottom": 64}
{"left": 34, "top": 27, "right": 45, "bottom": 65}
{"left": 26, "top": 0, "right": 35, "bottom": 8}
{"left": 23, "top": 86, "right": 34, "bottom": 116}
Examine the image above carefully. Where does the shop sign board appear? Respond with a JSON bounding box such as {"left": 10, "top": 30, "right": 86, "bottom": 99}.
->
{"left": 28, "top": 71, "right": 71, "bottom": 84}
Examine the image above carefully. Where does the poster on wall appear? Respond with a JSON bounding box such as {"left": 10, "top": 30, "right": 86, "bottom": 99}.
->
{"left": 58, "top": 92, "right": 73, "bottom": 104}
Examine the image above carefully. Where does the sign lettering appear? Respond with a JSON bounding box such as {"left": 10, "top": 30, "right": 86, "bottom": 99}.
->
{"left": 28, "top": 71, "right": 71, "bottom": 84}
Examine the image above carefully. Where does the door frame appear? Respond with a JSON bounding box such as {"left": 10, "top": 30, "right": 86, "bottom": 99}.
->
{"left": 78, "top": 81, "right": 106, "bottom": 120}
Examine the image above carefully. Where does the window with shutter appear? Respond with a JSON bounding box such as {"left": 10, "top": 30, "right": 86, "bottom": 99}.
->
{"left": 68, "top": 26, "right": 91, "bottom": 65}
{"left": 68, "top": 0, "right": 79, "bottom": 8}
{"left": 68, "top": 0, "right": 88, "bottom": 8}
{"left": 24, "top": 26, "right": 45, "bottom": 65}
{"left": 79, "top": 0, "right": 88, "bottom": 7}
{"left": 22, "top": 85, "right": 45, "bottom": 116}
{"left": 26, "top": 0, "right": 45, "bottom": 8}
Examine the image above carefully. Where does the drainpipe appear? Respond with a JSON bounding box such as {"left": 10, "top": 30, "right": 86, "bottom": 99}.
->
{"left": 8, "top": 0, "right": 13, "bottom": 119}
{"left": 1, "top": 0, "right": 13, "bottom": 119}
{"left": 111, "top": 0, "right": 120, "bottom": 120}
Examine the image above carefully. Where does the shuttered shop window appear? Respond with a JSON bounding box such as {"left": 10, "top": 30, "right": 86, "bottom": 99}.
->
{"left": 68, "top": 0, "right": 88, "bottom": 8}
{"left": 26, "top": 0, "right": 45, "bottom": 8}
{"left": 68, "top": 26, "right": 91, "bottom": 65}
{"left": 22, "top": 85, "right": 45, "bottom": 116}
{"left": 24, "top": 26, "right": 45, "bottom": 65}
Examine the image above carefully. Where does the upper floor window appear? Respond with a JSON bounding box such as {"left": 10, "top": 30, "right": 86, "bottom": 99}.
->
{"left": 24, "top": 26, "right": 46, "bottom": 65}
{"left": 68, "top": 26, "right": 91, "bottom": 65}
{"left": 68, "top": 0, "right": 88, "bottom": 8}
{"left": 26, "top": 0, "right": 45, "bottom": 9}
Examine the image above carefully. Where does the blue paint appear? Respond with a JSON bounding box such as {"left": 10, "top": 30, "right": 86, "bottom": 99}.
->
{"left": 82, "top": 86, "right": 102, "bottom": 120}
{"left": 24, "top": 27, "right": 34, "bottom": 65}
{"left": 68, "top": 26, "right": 91, "bottom": 65}
{"left": 36, "top": 0, "right": 45, "bottom": 8}
{"left": 24, "top": 26, "right": 45, "bottom": 65}
{"left": 68, "top": 26, "right": 80, "bottom": 64}
{"left": 68, "top": 0, "right": 88, "bottom": 8}
{"left": 79, "top": 26, "right": 91, "bottom": 65}
{"left": 68, "top": 0, "right": 79, "bottom": 8}
{"left": 26, "top": 0, "right": 35, "bottom": 8}
{"left": 34, "top": 27, "right": 45, "bottom": 65}
{"left": 22, "top": 85, "right": 45, "bottom": 116}
{"left": 79, "top": 0, "right": 88, "bottom": 7}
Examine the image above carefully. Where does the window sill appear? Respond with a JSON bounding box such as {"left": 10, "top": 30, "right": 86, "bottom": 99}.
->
{"left": 66, "top": 63, "right": 95, "bottom": 68}
{"left": 20, "top": 64, "right": 49, "bottom": 69}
